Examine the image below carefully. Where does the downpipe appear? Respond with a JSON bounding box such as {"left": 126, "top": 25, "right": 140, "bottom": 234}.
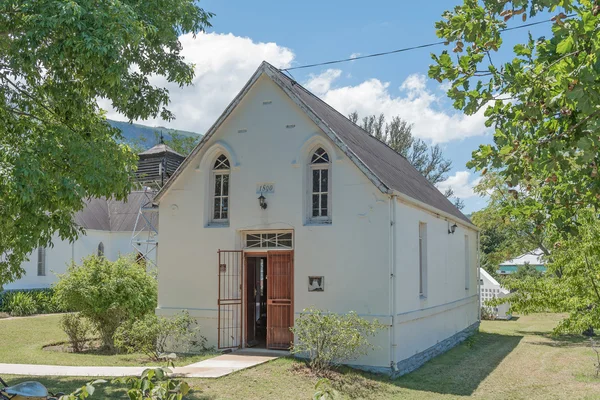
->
{"left": 389, "top": 195, "right": 398, "bottom": 372}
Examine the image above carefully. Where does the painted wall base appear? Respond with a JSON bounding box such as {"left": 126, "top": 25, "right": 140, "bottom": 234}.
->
{"left": 342, "top": 321, "right": 480, "bottom": 377}
{"left": 392, "top": 321, "right": 480, "bottom": 377}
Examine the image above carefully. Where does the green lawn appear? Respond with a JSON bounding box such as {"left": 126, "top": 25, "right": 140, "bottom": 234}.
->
{"left": 0, "top": 314, "right": 216, "bottom": 367}
{"left": 3, "top": 313, "right": 600, "bottom": 399}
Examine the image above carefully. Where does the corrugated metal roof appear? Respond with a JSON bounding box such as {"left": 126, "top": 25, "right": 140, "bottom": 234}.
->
{"left": 139, "top": 143, "right": 184, "bottom": 158}
{"left": 74, "top": 191, "right": 156, "bottom": 232}
{"left": 499, "top": 249, "right": 545, "bottom": 266}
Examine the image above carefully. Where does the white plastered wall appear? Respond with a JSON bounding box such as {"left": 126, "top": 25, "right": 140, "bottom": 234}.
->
{"left": 156, "top": 74, "right": 392, "bottom": 367}
{"left": 392, "top": 197, "right": 479, "bottom": 364}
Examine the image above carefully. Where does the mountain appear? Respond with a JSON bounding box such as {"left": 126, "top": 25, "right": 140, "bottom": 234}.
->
{"left": 108, "top": 119, "right": 201, "bottom": 148}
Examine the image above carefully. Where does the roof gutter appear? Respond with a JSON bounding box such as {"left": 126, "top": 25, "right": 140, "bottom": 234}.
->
{"left": 391, "top": 190, "right": 480, "bottom": 232}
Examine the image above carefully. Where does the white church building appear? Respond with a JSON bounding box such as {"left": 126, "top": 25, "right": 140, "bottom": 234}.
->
{"left": 153, "top": 62, "right": 480, "bottom": 376}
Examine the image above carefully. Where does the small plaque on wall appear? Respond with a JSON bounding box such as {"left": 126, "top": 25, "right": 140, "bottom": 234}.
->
{"left": 308, "top": 276, "right": 324, "bottom": 292}
{"left": 256, "top": 182, "right": 275, "bottom": 194}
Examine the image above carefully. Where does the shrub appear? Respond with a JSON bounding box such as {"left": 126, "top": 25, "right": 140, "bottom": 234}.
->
{"left": 115, "top": 311, "right": 206, "bottom": 361}
{"left": 5, "top": 291, "right": 37, "bottom": 316}
{"left": 0, "top": 288, "right": 67, "bottom": 315}
{"left": 290, "top": 307, "right": 384, "bottom": 373}
{"left": 60, "top": 313, "right": 92, "bottom": 353}
{"left": 481, "top": 306, "right": 497, "bottom": 321}
{"left": 54, "top": 255, "right": 157, "bottom": 351}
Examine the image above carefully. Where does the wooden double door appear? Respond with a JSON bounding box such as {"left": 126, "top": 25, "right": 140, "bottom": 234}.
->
{"left": 245, "top": 251, "right": 294, "bottom": 350}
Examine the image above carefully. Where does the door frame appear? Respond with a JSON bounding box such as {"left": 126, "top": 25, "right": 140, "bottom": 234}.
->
{"left": 243, "top": 251, "right": 267, "bottom": 348}
{"left": 243, "top": 250, "right": 294, "bottom": 349}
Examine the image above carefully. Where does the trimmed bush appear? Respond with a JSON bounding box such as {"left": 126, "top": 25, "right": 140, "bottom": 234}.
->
{"left": 115, "top": 311, "right": 207, "bottom": 361}
{"left": 54, "top": 255, "right": 157, "bottom": 351}
{"left": 290, "top": 307, "right": 384, "bottom": 373}
{"left": 60, "top": 313, "right": 92, "bottom": 353}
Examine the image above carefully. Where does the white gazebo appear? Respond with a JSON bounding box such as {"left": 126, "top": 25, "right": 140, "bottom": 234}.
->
{"left": 479, "top": 268, "right": 511, "bottom": 320}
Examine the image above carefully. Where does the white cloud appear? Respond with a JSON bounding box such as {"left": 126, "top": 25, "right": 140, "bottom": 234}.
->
{"left": 304, "top": 69, "right": 342, "bottom": 95}
{"left": 100, "top": 32, "right": 487, "bottom": 145}
{"left": 100, "top": 32, "right": 294, "bottom": 133}
{"left": 349, "top": 52, "right": 361, "bottom": 59}
{"left": 436, "top": 171, "right": 482, "bottom": 199}
{"left": 304, "top": 72, "right": 489, "bottom": 143}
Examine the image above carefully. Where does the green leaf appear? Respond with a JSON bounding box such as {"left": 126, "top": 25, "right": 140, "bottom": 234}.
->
{"left": 556, "top": 36, "right": 574, "bottom": 54}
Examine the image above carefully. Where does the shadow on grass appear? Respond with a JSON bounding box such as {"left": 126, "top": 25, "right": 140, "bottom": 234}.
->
{"left": 391, "top": 332, "right": 522, "bottom": 396}
{"left": 517, "top": 331, "right": 591, "bottom": 348}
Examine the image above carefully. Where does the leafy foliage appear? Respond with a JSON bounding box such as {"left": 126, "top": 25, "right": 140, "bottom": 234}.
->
{"left": 3, "top": 291, "right": 37, "bottom": 316}
{"left": 0, "top": 0, "right": 213, "bottom": 288}
{"left": 348, "top": 112, "right": 452, "bottom": 185}
{"left": 54, "top": 255, "right": 157, "bottom": 351}
{"left": 290, "top": 307, "right": 384, "bottom": 373}
{"left": 313, "top": 378, "right": 340, "bottom": 400}
{"left": 115, "top": 311, "right": 207, "bottom": 361}
{"left": 491, "top": 210, "right": 600, "bottom": 334}
{"left": 114, "top": 368, "right": 191, "bottom": 400}
{"left": 60, "top": 313, "right": 92, "bottom": 353}
{"left": 0, "top": 288, "right": 67, "bottom": 316}
{"left": 470, "top": 172, "right": 550, "bottom": 275}
{"left": 429, "top": 0, "right": 600, "bottom": 232}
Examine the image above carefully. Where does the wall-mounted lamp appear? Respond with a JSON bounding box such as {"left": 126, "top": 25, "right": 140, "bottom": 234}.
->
{"left": 258, "top": 192, "right": 268, "bottom": 210}
{"left": 448, "top": 222, "right": 458, "bottom": 235}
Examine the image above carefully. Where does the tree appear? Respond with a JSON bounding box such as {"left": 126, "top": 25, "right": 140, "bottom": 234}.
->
{"left": 494, "top": 210, "right": 600, "bottom": 334}
{"left": 511, "top": 263, "right": 545, "bottom": 279}
{"left": 348, "top": 112, "right": 453, "bottom": 185}
{"left": 471, "top": 172, "right": 551, "bottom": 275}
{"left": 0, "top": 1, "right": 213, "bottom": 287}
{"left": 429, "top": 0, "right": 600, "bottom": 233}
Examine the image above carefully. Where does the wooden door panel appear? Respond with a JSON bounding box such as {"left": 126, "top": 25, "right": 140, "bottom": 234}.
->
{"left": 267, "top": 251, "right": 293, "bottom": 350}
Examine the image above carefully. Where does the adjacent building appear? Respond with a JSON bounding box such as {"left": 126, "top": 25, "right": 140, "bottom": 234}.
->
{"left": 479, "top": 268, "right": 511, "bottom": 320}
{"left": 498, "top": 249, "right": 546, "bottom": 275}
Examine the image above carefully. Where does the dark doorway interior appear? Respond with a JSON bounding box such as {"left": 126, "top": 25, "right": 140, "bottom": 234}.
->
{"left": 246, "top": 256, "right": 267, "bottom": 347}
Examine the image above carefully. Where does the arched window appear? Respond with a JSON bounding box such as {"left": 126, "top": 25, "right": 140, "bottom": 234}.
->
{"left": 308, "top": 147, "right": 331, "bottom": 222}
{"left": 212, "top": 154, "right": 230, "bottom": 222}
{"left": 97, "top": 242, "right": 104, "bottom": 257}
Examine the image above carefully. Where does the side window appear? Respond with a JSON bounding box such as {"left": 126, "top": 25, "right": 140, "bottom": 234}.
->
{"left": 464, "top": 235, "right": 470, "bottom": 290}
{"left": 419, "top": 222, "right": 427, "bottom": 297}
{"left": 37, "top": 246, "right": 46, "bottom": 276}
{"left": 308, "top": 147, "right": 331, "bottom": 223}
{"left": 211, "top": 154, "right": 230, "bottom": 223}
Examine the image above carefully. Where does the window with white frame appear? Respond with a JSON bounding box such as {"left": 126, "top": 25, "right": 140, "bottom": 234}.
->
{"left": 37, "top": 246, "right": 46, "bottom": 276}
{"left": 211, "top": 154, "right": 230, "bottom": 223}
{"left": 464, "top": 234, "right": 470, "bottom": 290}
{"left": 308, "top": 147, "right": 331, "bottom": 222}
{"left": 245, "top": 232, "right": 293, "bottom": 249}
{"left": 419, "top": 222, "right": 427, "bottom": 297}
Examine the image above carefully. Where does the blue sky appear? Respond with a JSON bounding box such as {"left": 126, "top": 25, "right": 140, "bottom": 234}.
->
{"left": 104, "top": 1, "right": 555, "bottom": 214}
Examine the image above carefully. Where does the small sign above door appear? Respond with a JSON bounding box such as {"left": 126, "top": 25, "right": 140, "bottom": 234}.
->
{"left": 256, "top": 182, "right": 275, "bottom": 194}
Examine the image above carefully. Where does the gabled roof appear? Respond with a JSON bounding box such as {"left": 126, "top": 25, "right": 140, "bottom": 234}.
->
{"left": 500, "top": 249, "right": 545, "bottom": 266}
{"left": 154, "top": 61, "right": 472, "bottom": 225}
{"left": 74, "top": 191, "right": 156, "bottom": 232}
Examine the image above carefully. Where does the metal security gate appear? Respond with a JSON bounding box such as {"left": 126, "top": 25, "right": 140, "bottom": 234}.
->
{"left": 217, "top": 250, "right": 243, "bottom": 349}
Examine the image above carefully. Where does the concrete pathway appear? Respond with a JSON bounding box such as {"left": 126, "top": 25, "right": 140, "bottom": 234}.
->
{"left": 0, "top": 351, "right": 284, "bottom": 378}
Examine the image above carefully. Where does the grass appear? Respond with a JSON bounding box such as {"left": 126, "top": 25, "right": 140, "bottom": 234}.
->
{"left": 0, "top": 314, "right": 216, "bottom": 367}
{"left": 3, "top": 313, "right": 600, "bottom": 399}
